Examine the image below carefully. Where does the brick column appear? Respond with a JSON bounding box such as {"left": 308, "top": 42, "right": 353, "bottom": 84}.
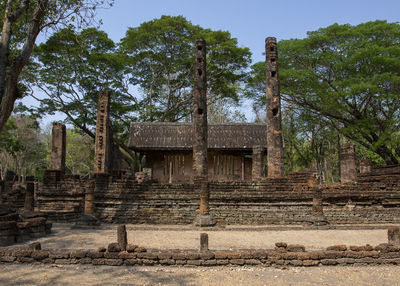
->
{"left": 265, "top": 37, "right": 284, "bottom": 178}
{"left": 340, "top": 143, "right": 357, "bottom": 183}
{"left": 252, "top": 145, "right": 264, "bottom": 181}
{"left": 49, "top": 123, "right": 66, "bottom": 172}
{"left": 24, "top": 181, "right": 34, "bottom": 212}
{"left": 192, "top": 39, "right": 215, "bottom": 227}
{"left": 359, "top": 159, "right": 372, "bottom": 174}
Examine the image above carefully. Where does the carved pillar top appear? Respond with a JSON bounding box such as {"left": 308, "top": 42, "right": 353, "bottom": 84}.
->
{"left": 94, "top": 90, "right": 111, "bottom": 174}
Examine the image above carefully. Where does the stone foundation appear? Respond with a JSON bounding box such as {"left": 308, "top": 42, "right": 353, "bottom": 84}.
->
{"left": 35, "top": 167, "right": 400, "bottom": 225}
{"left": 2, "top": 243, "right": 400, "bottom": 267}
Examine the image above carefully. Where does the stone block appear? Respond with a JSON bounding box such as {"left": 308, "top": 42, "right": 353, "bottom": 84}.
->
{"left": 230, "top": 259, "right": 245, "bottom": 265}
{"left": 105, "top": 259, "right": 123, "bottom": 266}
{"left": 302, "top": 260, "right": 319, "bottom": 266}
{"left": 159, "top": 259, "right": 175, "bottom": 265}
{"left": 92, "top": 258, "right": 106, "bottom": 265}
{"left": 200, "top": 251, "right": 214, "bottom": 260}
{"left": 200, "top": 233, "right": 208, "bottom": 252}
{"left": 124, "top": 259, "right": 138, "bottom": 266}
{"left": 104, "top": 252, "right": 120, "bottom": 259}
{"left": 78, "top": 258, "right": 92, "bottom": 264}
{"left": 31, "top": 250, "right": 49, "bottom": 260}
{"left": 126, "top": 244, "right": 138, "bottom": 253}
{"left": 327, "top": 245, "right": 347, "bottom": 251}
{"left": 86, "top": 250, "right": 103, "bottom": 259}
{"left": 186, "top": 260, "right": 201, "bottom": 266}
{"left": 13, "top": 249, "right": 33, "bottom": 257}
{"left": 320, "top": 259, "right": 338, "bottom": 265}
{"left": 55, "top": 259, "right": 70, "bottom": 265}
{"left": 117, "top": 225, "right": 127, "bottom": 251}
{"left": 1, "top": 256, "right": 16, "bottom": 262}
{"left": 286, "top": 244, "right": 305, "bottom": 252}
{"left": 29, "top": 242, "right": 41, "bottom": 251}
{"left": 107, "top": 243, "right": 121, "bottom": 253}
{"left": 70, "top": 250, "right": 87, "bottom": 259}
{"left": 185, "top": 252, "right": 200, "bottom": 260}
{"left": 388, "top": 227, "right": 400, "bottom": 245}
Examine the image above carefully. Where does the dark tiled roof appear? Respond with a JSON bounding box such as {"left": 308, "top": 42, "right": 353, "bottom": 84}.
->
{"left": 129, "top": 122, "right": 266, "bottom": 151}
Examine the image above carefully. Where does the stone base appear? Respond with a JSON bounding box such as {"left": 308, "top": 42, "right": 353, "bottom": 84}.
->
{"left": 193, "top": 215, "right": 216, "bottom": 227}
{"left": 311, "top": 215, "right": 329, "bottom": 226}
{"left": 72, "top": 214, "right": 100, "bottom": 229}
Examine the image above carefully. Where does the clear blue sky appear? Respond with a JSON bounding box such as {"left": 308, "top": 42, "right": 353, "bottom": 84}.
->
{"left": 96, "top": 0, "right": 400, "bottom": 63}
{"left": 27, "top": 0, "right": 400, "bottom": 125}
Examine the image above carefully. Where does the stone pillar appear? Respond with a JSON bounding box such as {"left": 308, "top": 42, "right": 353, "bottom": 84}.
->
{"left": 340, "top": 143, "right": 357, "bottom": 183}
{"left": 359, "top": 159, "right": 372, "bottom": 174}
{"left": 49, "top": 123, "right": 66, "bottom": 172}
{"left": 24, "top": 181, "right": 34, "bottom": 212}
{"left": 200, "top": 233, "right": 209, "bottom": 251}
{"left": 192, "top": 39, "right": 208, "bottom": 182}
{"left": 192, "top": 39, "right": 215, "bottom": 227}
{"left": 94, "top": 90, "right": 111, "bottom": 175}
{"left": 388, "top": 227, "right": 400, "bottom": 245}
{"left": 117, "top": 225, "right": 128, "bottom": 251}
{"left": 311, "top": 187, "right": 328, "bottom": 226}
{"left": 252, "top": 145, "right": 264, "bottom": 181}
{"left": 265, "top": 37, "right": 284, "bottom": 178}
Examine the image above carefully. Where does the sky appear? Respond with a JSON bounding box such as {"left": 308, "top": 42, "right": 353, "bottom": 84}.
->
{"left": 95, "top": 0, "right": 400, "bottom": 63}
{"left": 26, "top": 0, "right": 400, "bottom": 125}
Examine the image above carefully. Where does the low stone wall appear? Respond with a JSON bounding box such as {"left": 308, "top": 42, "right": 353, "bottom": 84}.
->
{"left": 36, "top": 174, "right": 91, "bottom": 222}
{"left": 2, "top": 243, "right": 400, "bottom": 267}
{"left": 35, "top": 168, "right": 400, "bottom": 225}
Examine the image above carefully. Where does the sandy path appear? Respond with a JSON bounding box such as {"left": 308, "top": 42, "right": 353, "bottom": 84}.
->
{"left": 11, "top": 224, "right": 388, "bottom": 250}
{"left": 1, "top": 264, "right": 399, "bottom": 286}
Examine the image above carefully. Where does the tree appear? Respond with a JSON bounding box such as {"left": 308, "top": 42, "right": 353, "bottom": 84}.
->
{"left": 0, "top": 0, "right": 112, "bottom": 134}
{"left": 0, "top": 114, "right": 47, "bottom": 180}
{"left": 28, "top": 27, "right": 136, "bottom": 165}
{"left": 120, "top": 15, "right": 252, "bottom": 122}
{"left": 65, "top": 129, "right": 93, "bottom": 178}
{"left": 247, "top": 21, "right": 400, "bottom": 165}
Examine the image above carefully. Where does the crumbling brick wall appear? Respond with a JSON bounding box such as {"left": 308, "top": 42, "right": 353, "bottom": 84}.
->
{"left": 35, "top": 168, "right": 400, "bottom": 225}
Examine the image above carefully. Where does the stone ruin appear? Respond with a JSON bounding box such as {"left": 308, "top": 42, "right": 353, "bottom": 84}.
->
{"left": 1, "top": 38, "right": 400, "bottom": 244}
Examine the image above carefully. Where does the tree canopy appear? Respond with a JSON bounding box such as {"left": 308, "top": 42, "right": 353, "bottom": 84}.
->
{"left": 247, "top": 20, "right": 400, "bottom": 165}
{"left": 120, "top": 15, "right": 252, "bottom": 122}
{"left": 0, "top": 0, "right": 113, "bottom": 134}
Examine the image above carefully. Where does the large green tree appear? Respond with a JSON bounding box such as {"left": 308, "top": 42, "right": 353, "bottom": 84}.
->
{"left": 248, "top": 20, "right": 400, "bottom": 165}
{"left": 29, "top": 27, "right": 136, "bottom": 164}
{"left": 120, "top": 15, "right": 252, "bottom": 122}
{"left": 0, "top": 0, "right": 112, "bottom": 134}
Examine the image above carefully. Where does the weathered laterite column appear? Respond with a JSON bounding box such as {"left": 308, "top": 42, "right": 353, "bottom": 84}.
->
{"left": 49, "top": 123, "right": 66, "bottom": 172}
{"left": 311, "top": 187, "right": 328, "bottom": 226}
{"left": 94, "top": 90, "right": 111, "bottom": 175}
{"left": 192, "top": 39, "right": 215, "bottom": 227}
{"left": 252, "top": 145, "right": 264, "bottom": 181}
{"left": 340, "top": 143, "right": 357, "bottom": 183}
{"left": 24, "top": 181, "right": 34, "bottom": 212}
{"left": 359, "top": 159, "right": 372, "bottom": 174}
{"left": 265, "top": 37, "right": 284, "bottom": 178}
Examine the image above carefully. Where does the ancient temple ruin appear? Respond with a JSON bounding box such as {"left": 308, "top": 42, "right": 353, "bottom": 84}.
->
{"left": 1, "top": 37, "right": 398, "bottom": 230}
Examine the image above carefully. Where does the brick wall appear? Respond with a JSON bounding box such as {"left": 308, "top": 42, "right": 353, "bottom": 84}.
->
{"left": 35, "top": 168, "right": 400, "bottom": 225}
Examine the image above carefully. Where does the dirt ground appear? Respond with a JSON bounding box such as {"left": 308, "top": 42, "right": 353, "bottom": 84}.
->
{"left": 1, "top": 264, "right": 400, "bottom": 286}
{"left": 10, "top": 223, "right": 388, "bottom": 251}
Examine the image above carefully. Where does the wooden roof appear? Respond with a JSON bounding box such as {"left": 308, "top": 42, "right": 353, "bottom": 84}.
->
{"left": 128, "top": 122, "right": 267, "bottom": 151}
